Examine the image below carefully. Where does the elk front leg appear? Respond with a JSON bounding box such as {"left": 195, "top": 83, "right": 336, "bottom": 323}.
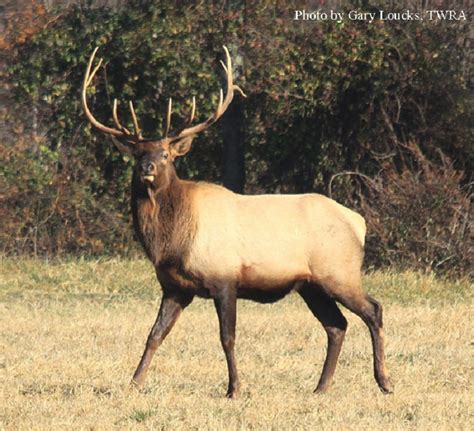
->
{"left": 132, "top": 289, "right": 193, "bottom": 388}
{"left": 214, "top": 287, "right": 240, "bottom": 399}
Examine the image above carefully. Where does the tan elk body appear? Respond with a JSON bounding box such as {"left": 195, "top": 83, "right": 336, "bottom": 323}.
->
{"left": 82, "top": 46, "right": 393, "bottom": 398}
{"left": 187, "top": 186, "right": 366, "bottom": 291}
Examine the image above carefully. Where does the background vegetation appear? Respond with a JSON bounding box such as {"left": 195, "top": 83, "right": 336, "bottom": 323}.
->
{"left": 1, "top": 1, "right": 472, "bottom": 278}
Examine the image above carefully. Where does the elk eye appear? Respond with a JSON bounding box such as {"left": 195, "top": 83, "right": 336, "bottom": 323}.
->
{"left": 162, "top": 152, "right": 169, "bottom": 160}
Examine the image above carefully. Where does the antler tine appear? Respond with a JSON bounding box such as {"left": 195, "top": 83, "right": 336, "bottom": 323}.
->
{"left": 112, "top": 99, "right": 132, "bottom": 135}
{"left": 219, "top": 45, "right": 237, "bottom": 112}
{"left": 165, "top": 98, "right": 172, "bottom": 137}
{"left": 87, "top": 57, "right": 103, "bottom": 87}
{"left": 128, "top": 101, "right": 142, "bottom": 139}
{"left": 222, "top": 46, "right": 247, "bottom": 98}
{"left": 233, "top": 85, "right": 247, "bottom": 98}
{"left": 81, "top": 47, "right": 135, "bottom": 139}
{"left": 219, "top": 60, "right": 228, "bottom": 74}
{"left": 216, "top": 89, "right": 224, "bottom": 116}
{"left": 188, "top": 96, "right": 196, "bottom": 125}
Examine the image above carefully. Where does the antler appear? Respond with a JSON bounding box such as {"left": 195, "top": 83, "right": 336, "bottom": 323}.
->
{"left": 165, "top": 46, "right": 246, "bottom": 142}
{"left": 82, "top": 47, "right": 143, "bottom": 142}
{"left": 82, "top": 46, "right": 245, "bottom": 144}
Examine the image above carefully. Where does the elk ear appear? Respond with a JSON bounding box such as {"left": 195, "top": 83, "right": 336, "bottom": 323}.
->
{"left": 110, "top": 137, "right": 136, "bottom": 157}
{"left": 170, "top": 136, "right": 194, "bottom": 159}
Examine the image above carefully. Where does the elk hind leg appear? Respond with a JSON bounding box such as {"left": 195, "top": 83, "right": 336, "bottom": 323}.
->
{"left": 336, "top": 290, "right": 393, "bottom": 394}
{"left": 299, "top": 284, "right": 348, "bottom": 393}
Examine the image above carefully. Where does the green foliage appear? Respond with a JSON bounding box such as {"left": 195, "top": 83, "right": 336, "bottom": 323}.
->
{"left": 3, "top": 2, "right": 471, "bottom": 277}
{"left": 243, "top": 5, "right": 471, "bottom": 192}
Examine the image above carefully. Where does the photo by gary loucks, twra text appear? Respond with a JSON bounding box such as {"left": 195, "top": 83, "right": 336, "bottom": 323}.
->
{"left": 293, "top": 9, "right": 468, "bottom": 23}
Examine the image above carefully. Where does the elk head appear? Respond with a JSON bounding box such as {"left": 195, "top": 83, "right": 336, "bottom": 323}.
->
{"left": 82, "top": 46, "right": 246, "bottom": 191}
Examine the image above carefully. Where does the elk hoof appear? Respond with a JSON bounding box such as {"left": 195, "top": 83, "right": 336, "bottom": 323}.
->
{"left": 379, "top": 378, "right": 394, "bottom": 394}
{"left": 313, "top": 381, "right": 331, "bottom": 394}
{"left": 130, "top": 379, "right": 144, "bottom": 391}
{"left": 226, "top": 387, "right": 240, "bottom": 399}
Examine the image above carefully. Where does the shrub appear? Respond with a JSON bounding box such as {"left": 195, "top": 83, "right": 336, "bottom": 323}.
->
{"left": 1, "top": 136, "right": 135, "bottom": 256}
{"left": 358, "top": 142, "right": 471, "bottom": 278}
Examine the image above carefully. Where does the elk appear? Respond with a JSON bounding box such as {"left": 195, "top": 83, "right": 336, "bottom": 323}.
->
{"left": 81, "top": 46, "right": 393, "bottom": 398}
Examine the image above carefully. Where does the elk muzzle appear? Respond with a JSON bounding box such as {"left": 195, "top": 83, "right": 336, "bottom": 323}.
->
{"left": 139, "top": 160, "right": 157, "bottom": 183}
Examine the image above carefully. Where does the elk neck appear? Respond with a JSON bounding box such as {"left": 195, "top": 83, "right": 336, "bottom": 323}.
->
{"left": 131, "top": 166, "right": 196, "bottom": 269}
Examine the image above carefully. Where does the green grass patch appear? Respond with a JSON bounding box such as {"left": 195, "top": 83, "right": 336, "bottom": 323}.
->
{"left": 128, "top": 408, "right": 158, "bottom": 423}
{"left": 0, "top": 256, "right": 471, "bottom": 305}
{"left": 363, "top": 269, "right": 472, "bottom": 305}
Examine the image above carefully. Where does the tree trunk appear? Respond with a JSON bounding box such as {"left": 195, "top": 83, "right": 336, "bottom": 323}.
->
{"left": 221, "top": 96, "right": 245, "bottom": 193}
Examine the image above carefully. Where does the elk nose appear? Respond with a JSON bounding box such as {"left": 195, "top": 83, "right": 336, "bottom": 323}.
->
{"left": 140, "top": 161, "right": 155, "bottom": 174}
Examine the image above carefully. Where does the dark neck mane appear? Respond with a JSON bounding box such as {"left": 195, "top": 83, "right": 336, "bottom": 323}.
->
{"left": 131, "top": 171, "right": 195, "bottom": 268}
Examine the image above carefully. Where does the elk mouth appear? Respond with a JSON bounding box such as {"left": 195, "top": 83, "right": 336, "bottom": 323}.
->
{"left": 142, "top": 175, "right": 155, "bottom": 183}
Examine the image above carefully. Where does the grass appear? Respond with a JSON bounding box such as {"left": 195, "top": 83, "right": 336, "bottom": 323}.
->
{"left": 0, "top": 257, "right": 472, "bottom": 430}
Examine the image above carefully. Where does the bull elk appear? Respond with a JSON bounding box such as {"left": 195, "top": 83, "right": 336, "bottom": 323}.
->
{"left": 81, "top": 46, "right": 393, "bottom": 398}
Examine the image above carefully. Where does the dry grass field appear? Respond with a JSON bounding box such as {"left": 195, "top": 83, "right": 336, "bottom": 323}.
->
{"left": 1, "top": 258, "right": 472, "bottom": 430}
